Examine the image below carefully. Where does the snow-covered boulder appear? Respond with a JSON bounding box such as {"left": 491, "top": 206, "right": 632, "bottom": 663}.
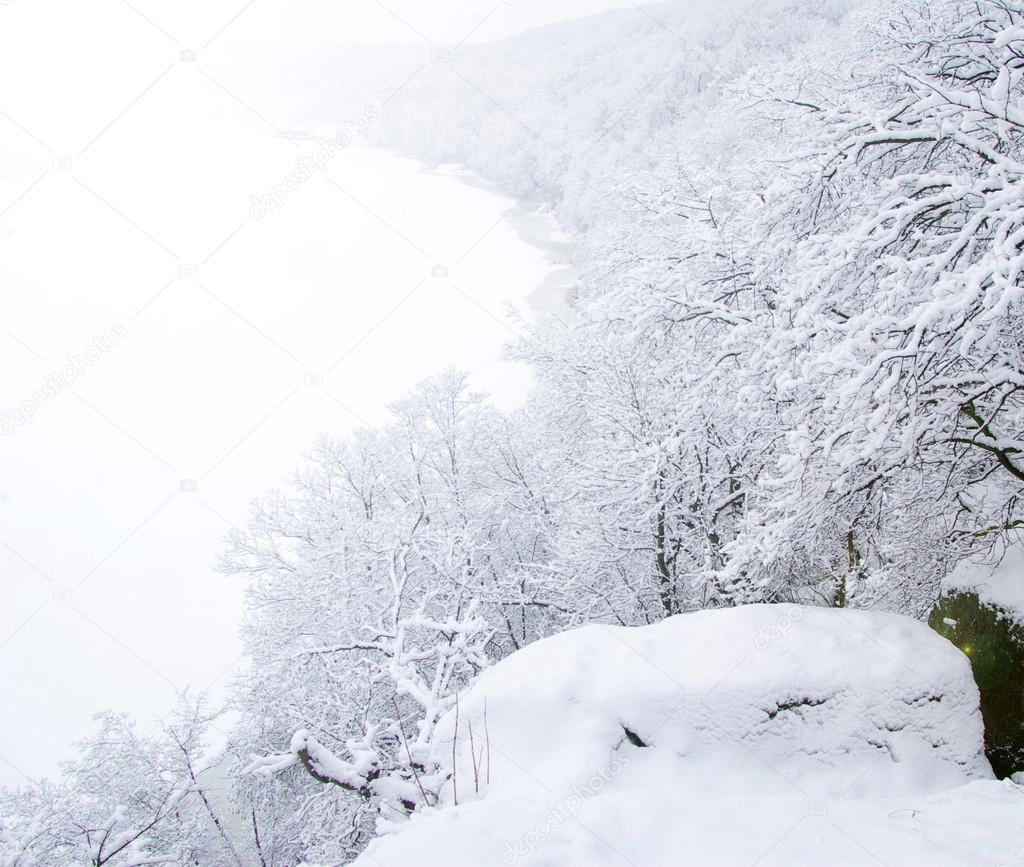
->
{"left": 942, "top": 543, "right": 1024, "bottom": 623}
{"left": 354, "top": 605, "right": 1024, "bottom": 866}
{"left": 439, "top": 604, "right": 989, "bottom": 799}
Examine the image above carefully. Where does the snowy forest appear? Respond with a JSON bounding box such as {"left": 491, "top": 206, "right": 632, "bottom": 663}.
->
{"left": 2, "top": 0, "right": 1024, "bottom": 863}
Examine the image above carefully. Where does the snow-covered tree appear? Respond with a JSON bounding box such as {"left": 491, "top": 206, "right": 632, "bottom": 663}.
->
{"left": 730, "top": 0, "right": 1024, "bottom": 611}
{"left": 222, "top": 370, "right": 568, "bottom": 861}
{"left": 0, "top": 697, "right": 241, "bottom": 867}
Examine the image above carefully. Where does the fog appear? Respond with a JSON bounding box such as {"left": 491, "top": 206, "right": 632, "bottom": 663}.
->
{"left": 0, "top": 0, "right": 607, "bottom": 785}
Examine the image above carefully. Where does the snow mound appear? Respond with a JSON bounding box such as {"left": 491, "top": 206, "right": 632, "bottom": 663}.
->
{"left": 439, "top": 604, "right": 990, "bottom": 801}
{"left": 354, "top": 605, "right": 1024, "bottom": 866}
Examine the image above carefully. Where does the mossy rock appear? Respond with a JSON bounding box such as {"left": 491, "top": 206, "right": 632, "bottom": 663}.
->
{"left": 929, "top": 591, "right": 1024, "bottom": 778}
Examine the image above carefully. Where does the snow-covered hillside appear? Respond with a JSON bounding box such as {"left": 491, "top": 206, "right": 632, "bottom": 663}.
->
{"left": 355, "top": 605, "right": 1021, "bottom": 866}
{"left": 5, "top": 0, "right": 1022, "bottom": 863}
{"left": 363, "top": 0, "right": 864, "bottom": 233}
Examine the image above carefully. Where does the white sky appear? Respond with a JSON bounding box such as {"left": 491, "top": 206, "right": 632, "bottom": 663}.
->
{"left": 0, "top": 0, "right": 643, "bottom": 153}
{"left": 0, "top": 0, "right": 645, "bottom": 787}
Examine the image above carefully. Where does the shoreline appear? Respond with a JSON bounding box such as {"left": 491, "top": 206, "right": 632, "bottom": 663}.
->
{"left": 422, "top": 161, "right": 577, "bottom": 329}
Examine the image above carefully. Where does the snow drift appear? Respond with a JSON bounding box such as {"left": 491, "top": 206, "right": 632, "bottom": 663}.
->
{"left": 354, "top": 605, "right": 1024, "bottom": 866}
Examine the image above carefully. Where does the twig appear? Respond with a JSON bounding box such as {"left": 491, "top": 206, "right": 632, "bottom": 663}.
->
{"left": 252, "top": 808, "right": 268, "bottom": 867}
{"left": 392, "top": 697, "right": 431, "bottom": 808}
{"left": 469, "top": 719, "right": 480, "bottom": 794}
{"left": 452, "top": 693, "right": 460, "bottom": 805}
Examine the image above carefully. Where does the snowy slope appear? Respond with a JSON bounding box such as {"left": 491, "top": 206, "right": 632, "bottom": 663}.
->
{"left": 364, "top": 0, "right": 867, "bottom": 232}
{"left": 353, "top": 605, "right": 1024, "bottom": 866}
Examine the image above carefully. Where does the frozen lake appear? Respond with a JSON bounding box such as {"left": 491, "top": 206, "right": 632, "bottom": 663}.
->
{"left": 0, "top": 89, "right": 569, "bottom": 784}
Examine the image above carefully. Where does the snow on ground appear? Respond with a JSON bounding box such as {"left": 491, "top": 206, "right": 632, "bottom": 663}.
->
{"left": 944, "top": 542, "right": 1024, "bottom": 623}
{"left": 353, "top": 605, "right": 1024, "bottom": 866}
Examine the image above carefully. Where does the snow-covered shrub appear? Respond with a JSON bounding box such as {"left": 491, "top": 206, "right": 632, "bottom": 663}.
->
{"left": 930, "top": 591, "right": 1024, "bottom": 778}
